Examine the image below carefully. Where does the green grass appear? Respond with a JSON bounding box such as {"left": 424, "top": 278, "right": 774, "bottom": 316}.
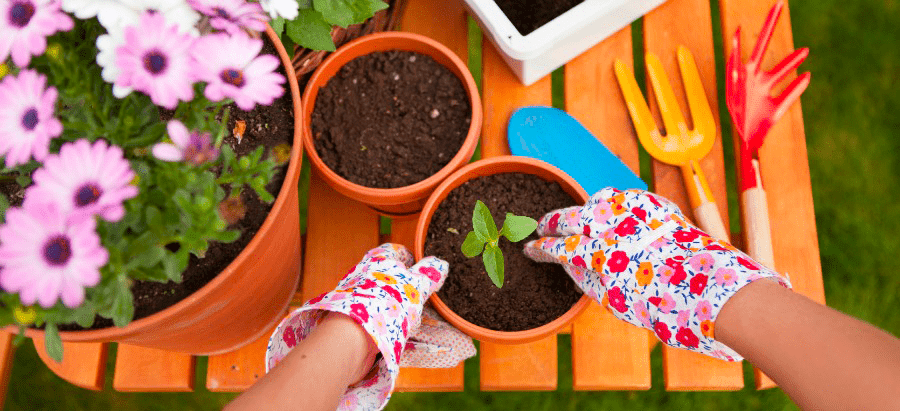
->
{"left": 6, "top": 0, "right": 900, "bottom": 409}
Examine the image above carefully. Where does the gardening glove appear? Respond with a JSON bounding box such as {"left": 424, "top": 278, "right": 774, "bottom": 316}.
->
{"left": 266, "top": 243, "right": 475, "bottom": 411}
{"left": 523, "top": 187, "right": 791, "bottom": 361}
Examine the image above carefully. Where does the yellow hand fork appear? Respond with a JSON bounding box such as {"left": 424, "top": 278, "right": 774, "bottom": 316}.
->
{"left": 614, "top": 46, "right": 729, "bottom": 241}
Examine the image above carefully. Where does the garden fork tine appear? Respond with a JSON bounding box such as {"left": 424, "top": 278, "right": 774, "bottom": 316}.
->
{"left": 615, "top": 46, "right": 729, "bottom": 242}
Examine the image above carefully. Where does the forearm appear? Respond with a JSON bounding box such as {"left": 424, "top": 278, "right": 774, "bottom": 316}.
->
{"left": 226, "top": 313, "right": 377, "bottom": 411}
{"left": 717, "top": 280, "right": 900, "bottom": 411}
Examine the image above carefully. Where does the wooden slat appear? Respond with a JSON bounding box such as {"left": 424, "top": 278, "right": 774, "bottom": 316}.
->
{"left": 565, "top": 25, "right": 653, "bottom": 390}
{"left": 398, "top": 0, "right": 468, "bottom": 60}
{"left": 718, "top": 0, "right": 825, "bottom": 390}
{"left": 302, "top": 171, "right": 380, "bottom": 302}
{"left": 642, "top": 0, "right": 744, "bottom": 390}
{"left": 32, "top": 338, "right": 107, "bottom": 390}
{"left": 206, "top": 314, "right": 284, "bottom": 392}
{"left": 478, "top": 40, "right": 557, "bottom": 391}
{"left": 113, "top": 344, "right": 194, "bottom": 391}
{"left": 0, "top": 332, "right": 15, "bottom": 407}
{"left": 390, "top": 217, "right": 465, "bottom": 391}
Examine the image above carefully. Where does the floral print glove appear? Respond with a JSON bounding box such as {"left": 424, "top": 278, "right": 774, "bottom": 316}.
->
{"left": 266, "top": 243, "right": 475, "bottom": 411}
{"left": 524, "top": 188, "right": 791, "bottom": 361}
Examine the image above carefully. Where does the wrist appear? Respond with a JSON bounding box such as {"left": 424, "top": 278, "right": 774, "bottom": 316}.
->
{"left": 318, "top": 312, "right": 379, "bottom": 385}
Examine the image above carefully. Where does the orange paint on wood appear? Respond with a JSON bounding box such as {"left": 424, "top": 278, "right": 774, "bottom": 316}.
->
{"left": 718, "top": 0, "right": 824, "bottom": 390}
{"left": 565, "top": 25, "right": 652, "bottom": 391}
{"left": 113, "top": 344, "right": 194, "bottom": 392}
{"left": 0, "top": 332, "right": 15, "bottom": 407}
{"left": 642, "top": 0, "right": 744, "bottom": 390}
{"left": 480, "top": 336, "right": 557, "bottom": 391}
{"left": 206, "top": 314, "right": 284, "bottom": 392}
{"left": 398, "top": 0, "right": 468, "bottom": 61}
{"left": 32, "top": 338, "right": 106, "bottom": 390}
{"left": 302, "top": 171, "right": 380, "bottom": 302}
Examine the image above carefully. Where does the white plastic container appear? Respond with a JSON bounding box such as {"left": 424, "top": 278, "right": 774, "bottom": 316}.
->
{"left": 464, "top": 0, "right": 668, "bottom": 85}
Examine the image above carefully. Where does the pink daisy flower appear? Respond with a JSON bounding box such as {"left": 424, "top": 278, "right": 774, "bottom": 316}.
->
{"left": 192, "top": 32, "right": 285, "bottom": 111}
{"left": 152, "top": 120, "right": 219, "bottom": 165}
{"left": 0, "top": 69, "right": 62, "bottom": 167}
{"left": 0, "top": 0, "right": 72, "bottom": 67}
{"left": 26, "top": 139, "right": 138, "bottom": 223}
{"left": 190, "top": 0, "right": 267, "bottom": 35}
{"left": 0, "top": 201, "right": 107, "bottom": 308}
{"left": 114, "top": 12, "right": 197, "bottom": 109}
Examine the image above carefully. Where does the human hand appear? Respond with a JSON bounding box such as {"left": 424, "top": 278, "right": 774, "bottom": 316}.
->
{"left": 523, "top": 187, "right": 791, "bottom": 361}
{"left": 266, "top": 243, "right": 474, "bottom": 410}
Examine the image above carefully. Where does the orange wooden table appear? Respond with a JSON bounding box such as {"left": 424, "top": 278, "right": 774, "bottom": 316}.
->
{"left": 0, "top": 0, "right": 824, "bottom": 403}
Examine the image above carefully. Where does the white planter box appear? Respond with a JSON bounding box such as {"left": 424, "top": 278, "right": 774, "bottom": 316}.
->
{"left": 464, "top": 0, "right": 668, "bottom": 85}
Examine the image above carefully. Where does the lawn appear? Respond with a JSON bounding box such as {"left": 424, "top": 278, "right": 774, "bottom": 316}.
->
{"left": 6, "top": 0, "right": 899, "bottom": 409}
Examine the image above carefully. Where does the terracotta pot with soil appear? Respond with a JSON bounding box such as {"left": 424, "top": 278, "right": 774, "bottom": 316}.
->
{"left": 20, "top": 25, "right": 304, "bottom": 355}
{"left": 414, "top": 157, "right": 591, "bottom": 344}
{"left": 302, "top": 32, "right": 482, "bottom": 217}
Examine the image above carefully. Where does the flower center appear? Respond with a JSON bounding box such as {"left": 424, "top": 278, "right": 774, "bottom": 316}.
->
{"left": 21, "top": 107, "right": 38, "bottom": 130}
{"left": 213, "top": 7, "right": 229, "bottom": 18}
{"left": 142, "top": 50, "right": 168, "bottom": 75}
{"left": 74, "top": 183, "right": 103, "bottom": 207}
{"left": 9, "top": 1, "right": 35, "bottom": 28}
{"left": 43, "top": 235, "right": 72, "bottom": 266}
{"left": 220, "top": 69, "right": 245, "bottom": 87}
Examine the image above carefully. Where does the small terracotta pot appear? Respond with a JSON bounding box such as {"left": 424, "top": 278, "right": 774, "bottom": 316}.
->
{"left": 301, "top": 32, "right": 482, "bottom": 218}
{"left": 414, "top": 156, "right": 591, "bottom": 344}
{"left": 19, "top": 25, "right": 303, "bottom": 355}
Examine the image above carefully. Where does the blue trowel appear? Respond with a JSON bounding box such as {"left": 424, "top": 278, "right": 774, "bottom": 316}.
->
{"left": 507, "top": 106, "right": 647, "bottom": 193}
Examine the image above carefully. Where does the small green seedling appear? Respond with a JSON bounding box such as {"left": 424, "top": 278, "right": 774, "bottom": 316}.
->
{"left": 461, "top": 200, "right": 538, "bottom": 288}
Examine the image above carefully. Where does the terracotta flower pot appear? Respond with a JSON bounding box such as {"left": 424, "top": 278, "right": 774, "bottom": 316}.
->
{"left": 414, "top": 156, "right": 591, "bottom": 344}
{"left": 301, "top": 32, "right": 482, "bottom": 218}
{"left": 20, "top": 25, "right": 303, "bottom": 355}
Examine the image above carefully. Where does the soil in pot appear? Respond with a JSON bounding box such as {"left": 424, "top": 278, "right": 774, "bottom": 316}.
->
{"left": 56, "top": 38, "right": 294, "bottom": 330}
{"left": 493, "top": 0, "right": 585, "bottom": 36}
{"left": 425, "top": 173, "right": 583, "bottom": 331}
{"left": 311, "top": 50, "right": 471, "bottom": 189}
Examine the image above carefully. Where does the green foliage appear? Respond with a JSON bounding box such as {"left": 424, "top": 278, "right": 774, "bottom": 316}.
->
{"left": 277, "top": 0, "right": 388, "bottom": 51}
{"left": 461, "top": 200, "right": 537, "bottom": 288}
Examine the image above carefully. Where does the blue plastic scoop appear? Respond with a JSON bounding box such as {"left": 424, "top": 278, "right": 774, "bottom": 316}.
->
{"left": 507, "top": 106, "right": 647, "bottom": 193}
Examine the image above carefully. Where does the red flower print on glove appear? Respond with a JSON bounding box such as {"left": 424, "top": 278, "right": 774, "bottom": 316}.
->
{"left": 349, "top": 303, "right": 369, "bottom": 323}
{"left": 419, "top": 266, "right": 442, "bottom": 284}
{"left": 282, "top": 326, "right": 296, "bottom": 348}
{"left": 382, "top": 285, "right": 403, "bottom": 303}
{"left": 524, "top": 187, "right": 791, "bottom": 362}
{"left": 394, "top": 341, "right": 403, "bottom": 364}
{"left": 607, "top": 286, "right": 628, "bottom": 313}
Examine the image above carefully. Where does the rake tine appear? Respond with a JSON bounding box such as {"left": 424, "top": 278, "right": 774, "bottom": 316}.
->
{"left": 614, "top": 59, "right": 661, "bottom": 147}
{"left": 646, "top": 53, "right": 688, "bottom": 137}
{"left": 677, "top": 46, "right": 715, "bottom": 144}
{"left": 749, "top": 0, "right": 784, "bottom": 68}
{"left": 766, "top": 47, "right": 809, "bottom": 86}
{"left": 773, "top": 71, "right": 811, "bottom": 120}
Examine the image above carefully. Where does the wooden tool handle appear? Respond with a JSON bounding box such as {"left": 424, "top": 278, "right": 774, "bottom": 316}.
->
{"left": 741, "top": 187, "right": 776, "bottom": 269}
{"left": 693, "top": 201, "right": 729, "bottom": 242}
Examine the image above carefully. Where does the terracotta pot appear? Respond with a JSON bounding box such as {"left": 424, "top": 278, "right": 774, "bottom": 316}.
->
{"left": 414, "top": 156, "right": 592, "bottom": 344}
{"left": 20, "top": 25, "right": 303, "bottom": 355}
{"left": 301, "top": 32, "right": 482, "bottom": 218}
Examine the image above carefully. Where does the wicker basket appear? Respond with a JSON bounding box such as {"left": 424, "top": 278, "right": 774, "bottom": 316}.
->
{"left": 291, "top": 0, "right": 406, "bottom": 77}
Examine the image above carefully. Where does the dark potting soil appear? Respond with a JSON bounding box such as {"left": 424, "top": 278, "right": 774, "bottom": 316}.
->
{"left": 56, "top": 39, "right": 293, "bottom": 330}
{"left": 493, "top": 0, "right": 585, "bottom": 36}
{"left": 311, "top": 50, "right": 471, "bottom": 189}
{"left": 425, "top": 173, "right": 583, "bottom": 331}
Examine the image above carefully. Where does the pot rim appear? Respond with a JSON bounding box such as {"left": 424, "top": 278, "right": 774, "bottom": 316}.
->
{"left": 300, "top": 31, "right": 483, "bottom": 207}
{"left": 20, "top": 24, "right": 304, "bottom": 341}
{"left": 414, "top": 156, "right": 592, "bottom": 344}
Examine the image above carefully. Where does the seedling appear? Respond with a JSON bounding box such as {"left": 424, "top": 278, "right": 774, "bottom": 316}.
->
{"left": 461, "top": 200, "right": 538, "bottom": 288}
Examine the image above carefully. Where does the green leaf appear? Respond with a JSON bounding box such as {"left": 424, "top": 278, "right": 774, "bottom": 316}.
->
{"left": 45, "top": 323, "right": 64, "bottom": 363}
{"left": 270, "top": 16, "right": 285, "bottom": 36}
{"left": 483, "top": 244, "right": 504, "bottom": 288}
{"left": 500, "top": 213, "right": 538, "bottom": 242}
{"left": 110, "top": 277, "right": 134, "bottom": 327}
{"left": 286, "top": 9, "right": 336, "bottom": 51}
{"left": 314, "top": 0, "right": 387, "bottom": 28}
{"left": 472, "top": 200, "right": 497, "bottom": 242}
{"left": 461, "top": 231, "right": 486, "bottom": 257}
{"left": 0, "top": 194, "right": 8, "bottom": 224}
{"left": 72, "top": 302, "right": 97, "bottom": 328}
